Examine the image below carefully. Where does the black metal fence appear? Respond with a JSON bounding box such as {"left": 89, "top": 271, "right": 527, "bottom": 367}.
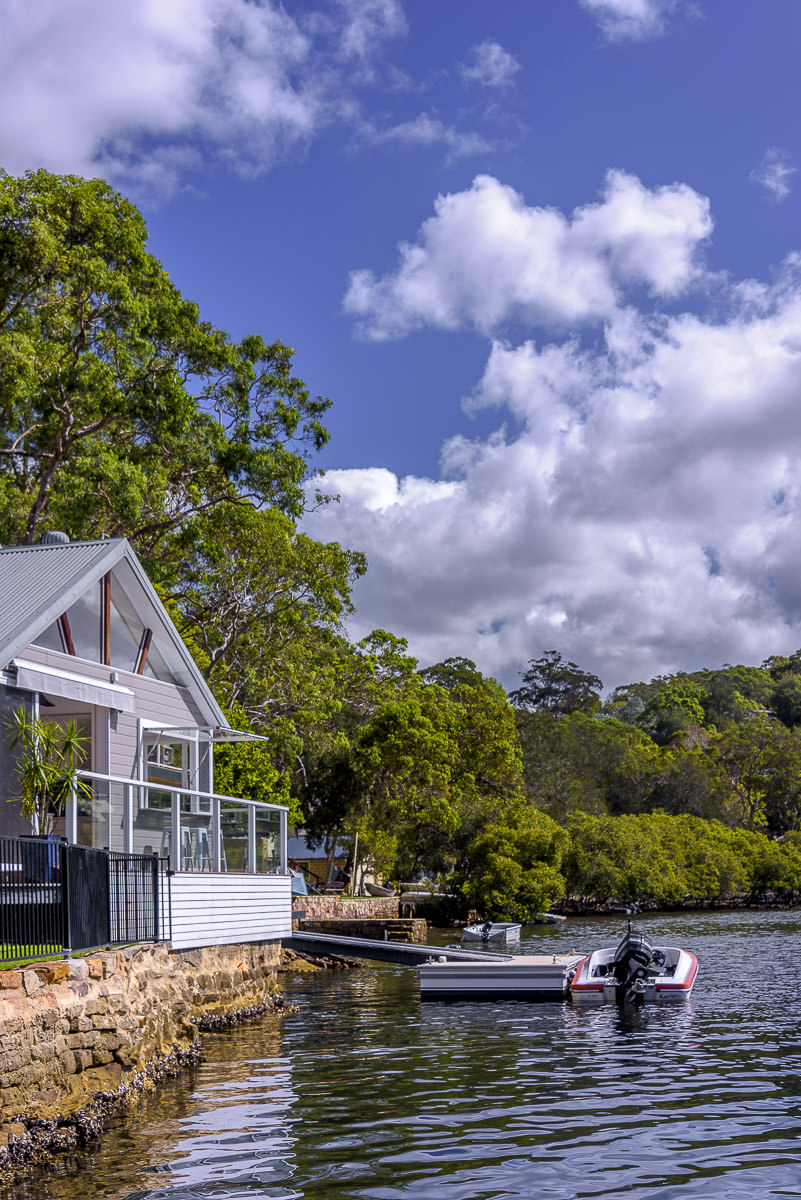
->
{"left": 0, "top": 835, "right": 171, "bottom": 963}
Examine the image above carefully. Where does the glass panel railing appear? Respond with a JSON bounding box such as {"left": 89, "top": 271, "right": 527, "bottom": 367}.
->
{"left": 108, "top": 782, "right": 127, "bottom": 854}
{"left": 220, "top": 802, "right": 249, "bottom": 872}
{"left": 74, "top": 773, "right": 288, "bottom": 875}
{"left": 255, "top": 807, "right": 282, "bottom": 873}
{"left": 76, "top": 780, "right": 110, "bottom": 850}
{"left": 132, "top": 785, "right": 172, "bottom": 863}
{"left": 179, "top": 793, "right": 214, "bottom": 871}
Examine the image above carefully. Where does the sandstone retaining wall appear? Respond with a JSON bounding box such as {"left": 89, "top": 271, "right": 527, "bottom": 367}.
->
{"left": 0, "top": 938, "right": 283, "bottom": 1138}
{"left": 292, "top": 895, "right": 400, "bottom": 922}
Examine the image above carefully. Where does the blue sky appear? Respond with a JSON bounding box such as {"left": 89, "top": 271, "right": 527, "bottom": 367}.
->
{"left": 3, "top": 0, "right": 801, "bottom": 690}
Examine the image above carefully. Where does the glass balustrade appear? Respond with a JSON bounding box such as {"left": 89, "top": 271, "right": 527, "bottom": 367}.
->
{"left": 72, "top": 772, "right": 286, "bottom": 875}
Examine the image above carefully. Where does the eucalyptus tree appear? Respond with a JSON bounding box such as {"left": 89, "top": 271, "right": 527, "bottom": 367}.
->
{"left": 0, "top": 169, "right": 330, "bottom": 564}
{"left": 509, "top": 650, "right": 603, "bottom": 718}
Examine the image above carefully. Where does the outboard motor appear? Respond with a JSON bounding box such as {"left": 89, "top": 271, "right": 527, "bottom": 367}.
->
{"left": 611, "top": 914, "right": 656, "bottom": 1004}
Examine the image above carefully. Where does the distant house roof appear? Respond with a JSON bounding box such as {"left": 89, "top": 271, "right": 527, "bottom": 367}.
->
{"left": 0, "top": 538, "right": 226, "bottom": 728}
{"left": 287, "top": 834, "right": 351, "bottom": 861}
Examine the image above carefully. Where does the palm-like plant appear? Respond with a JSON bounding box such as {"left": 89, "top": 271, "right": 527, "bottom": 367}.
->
{"left": 5, "top": 708, "right": 90, "bottom": 836}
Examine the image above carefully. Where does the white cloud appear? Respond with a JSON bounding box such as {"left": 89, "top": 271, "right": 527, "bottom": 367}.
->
{"left": 461, "top": 40, "right": 521, "bottom": 89}
{"left": 580, "top": 0, "right": 678, "bottom": 41}
{"left": 0, "top": 0, "right": 406, "bottom": 190}
{"left": 344, "top": 170, "right": 712, "bottom": 340}
{"left": 335, "top": 0, "right": 407, "bottom": 62}
{"left": 751, "top": 147, "right": 797, "bottom": 203}
{"left": 362, "top": 113, "right": 494, "bottom": 162}
{"left": 319, "top": 182, "right": 801, "bottom": 689}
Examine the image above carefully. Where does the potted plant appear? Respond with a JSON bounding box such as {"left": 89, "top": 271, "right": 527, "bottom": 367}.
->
{"left": 5, "top": 707, "right": 90, "bottom": 836}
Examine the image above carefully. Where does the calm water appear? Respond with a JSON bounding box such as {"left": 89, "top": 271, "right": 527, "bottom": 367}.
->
{"left": 8, "top": 910, "right": 801, "bottom": 1200}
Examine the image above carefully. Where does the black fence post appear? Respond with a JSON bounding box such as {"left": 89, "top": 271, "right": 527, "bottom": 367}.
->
{"left": 152, "top": 852, "right": 160, "bottom": 941}
{"left": 60, "top": 839, "right": 72, "bottom": 957}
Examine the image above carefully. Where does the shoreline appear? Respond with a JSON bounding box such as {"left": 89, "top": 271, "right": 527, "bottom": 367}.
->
{"left": 0, "top": 946, "right": 347, "bottom": 1188}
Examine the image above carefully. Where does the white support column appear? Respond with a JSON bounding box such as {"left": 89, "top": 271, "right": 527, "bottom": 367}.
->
{"left": 248, "top": 804, "right": 256, "bottom": 874}
{"left": 171, "top": 792, "right": 181, "bottom": 873}
{"left": 65, "top": 785, "right": 78, "bottom": 844}
{"left": 124, "top": 781, "right": 133, "bottom": 854}
{"left": 212, "top": 798, "right": 221, "bottom": 871}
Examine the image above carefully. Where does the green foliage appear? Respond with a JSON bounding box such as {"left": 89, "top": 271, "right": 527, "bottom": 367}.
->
{"left": 459, "top": 811, "right": 567, "bottom": 921}
{"left": 0, "top": 169, "right": 330, "bottom": 557}
{"left": 419, "top": 656, "right": 484, "bottom": 690}
{"left": 637, "top": 677, "right": 708, "bottom": 744}
{"left": 712, "top": 717, "right": 801, "bottom": 834}
{"left": 563, "top": 812, "right": 685, "bottom": 905}
{"left": 4, "top": 709, "right": 90, "bottom": 835}
{"left": 562, "top": 810, "right": 801, "bottom": 905}
{"left": 770, "top": 674, "right": 801, "bottom": 728}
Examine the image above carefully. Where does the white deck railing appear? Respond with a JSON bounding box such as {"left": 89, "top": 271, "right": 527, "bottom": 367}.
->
{"left": 68, "top": 770, "right": 288, "bottom": 877}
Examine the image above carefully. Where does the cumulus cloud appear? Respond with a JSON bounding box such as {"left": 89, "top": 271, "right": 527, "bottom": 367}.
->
{"left": 344, "top": 170, "right": 712, "bottom": 340}
{"left": 318, "top": 179, "right": 801, "bottom": 689}
{"left": 751, "top": 147, "right": 797, "bottom": 203}
{"left": 579, "top": 0, "right": 677, "bottom": 41}
{"left": 0, "top": 0, "right": 405, "bottom": 189}
{"left": 461, "top": 40, "right": 521, "bottom": 89}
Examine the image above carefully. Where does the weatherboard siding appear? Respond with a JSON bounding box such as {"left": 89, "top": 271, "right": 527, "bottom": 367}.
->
{"left": 21, "top": 643, "right": 205, "bottom": 778}
{"left": 169, "top": 872, "right": 292, "bottom": 950}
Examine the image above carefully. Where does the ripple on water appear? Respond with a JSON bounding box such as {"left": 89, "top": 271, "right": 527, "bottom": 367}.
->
{"left": 6, "top": 910, "right": 801, "bottom": 1200}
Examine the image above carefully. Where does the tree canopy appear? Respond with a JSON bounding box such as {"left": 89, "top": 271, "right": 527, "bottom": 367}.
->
{"left": 0, "top": 169, "right": 330, "bottom": 569}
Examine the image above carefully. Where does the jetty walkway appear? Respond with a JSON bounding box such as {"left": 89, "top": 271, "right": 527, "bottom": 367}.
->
{"left": 284, "top": 930, "right": 511, "bottom": 967}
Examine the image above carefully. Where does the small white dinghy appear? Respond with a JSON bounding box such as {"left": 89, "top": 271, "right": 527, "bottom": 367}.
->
{"left": 570, "top": 920, "right": 697, "bottom": 1004}
{"left": 462, "top": 921, "right": 522, "bottom": 944}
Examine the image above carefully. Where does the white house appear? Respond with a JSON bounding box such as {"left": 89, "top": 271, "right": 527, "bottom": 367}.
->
{"left": 0, "top": 534, "right": 291, "bottom": 949}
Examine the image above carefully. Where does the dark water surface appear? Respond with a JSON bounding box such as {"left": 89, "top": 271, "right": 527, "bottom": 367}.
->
{"left": 8, "top": 910, "right": 801, "bottom": 1200}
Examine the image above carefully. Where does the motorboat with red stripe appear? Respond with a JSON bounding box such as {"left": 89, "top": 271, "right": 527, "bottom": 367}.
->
{"left": 570, "top": 915, "right": 698, "bottom": 1003}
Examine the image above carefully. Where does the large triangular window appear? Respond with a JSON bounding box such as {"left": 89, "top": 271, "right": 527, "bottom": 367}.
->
{"left": 32, "top": 574, "right": 176, "bottom": 683}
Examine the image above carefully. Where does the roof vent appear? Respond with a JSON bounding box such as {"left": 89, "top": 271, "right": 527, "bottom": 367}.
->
{"left": 41, "top": 531, "right": 70, "bottom": 545}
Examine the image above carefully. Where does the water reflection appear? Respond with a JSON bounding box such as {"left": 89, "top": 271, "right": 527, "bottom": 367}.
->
{"left": 7, "top": 910, "right": 801, "bottom": 1200}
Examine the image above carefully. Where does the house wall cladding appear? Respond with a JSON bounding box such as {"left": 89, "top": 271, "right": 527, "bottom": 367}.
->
{"left": 170, "top": 874, "right": 293, "bottom": 949}
{"left": 0, "top": 939, "right": 283, "bottom": 1136}
{"left": 21, "top": 643, "right": 205, "bottom": 778}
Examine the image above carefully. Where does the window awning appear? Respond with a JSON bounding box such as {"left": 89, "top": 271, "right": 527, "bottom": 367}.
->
{"left": 13, "top": 660, "right": 136, "bottom": 713}
{"left": 142, "top": 724, "right": 271, "bottom": 743}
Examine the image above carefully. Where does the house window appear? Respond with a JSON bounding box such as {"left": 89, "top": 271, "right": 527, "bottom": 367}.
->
{"left": 33, "top": 576, "right": 177, "bottom": 683}
{"left": 142, "top": 740, "right": 183, "bottom": 811}
{"left": 63, "top": 583, "right": 102, "bottom": 661}
{"left": 109, "top": 577, "right": 175, "bottom": 682}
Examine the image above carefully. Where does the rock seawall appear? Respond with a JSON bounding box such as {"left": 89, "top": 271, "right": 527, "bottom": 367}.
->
{"left": 0, "top": 939, "right": 283, "bottom": 1170}
{"left": 292, "top": 895, "right": 400, "bottom": 922}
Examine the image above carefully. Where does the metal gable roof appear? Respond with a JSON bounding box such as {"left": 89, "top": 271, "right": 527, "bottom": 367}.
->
{"left": 0, "top": 540, "right": 123, "bottom": 667}
{"left": 0, "top": 539, "right": 226, "bottom": 727}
